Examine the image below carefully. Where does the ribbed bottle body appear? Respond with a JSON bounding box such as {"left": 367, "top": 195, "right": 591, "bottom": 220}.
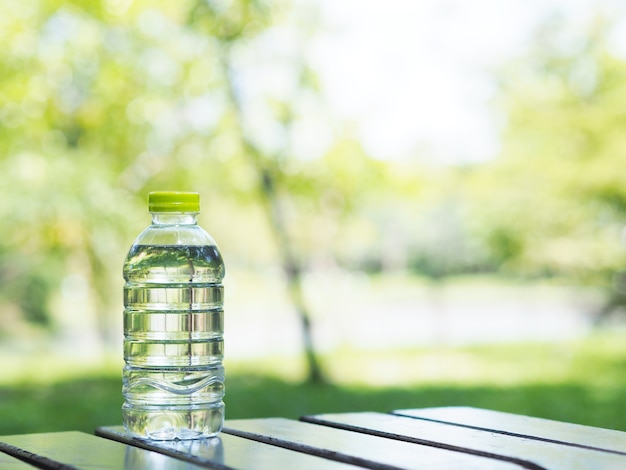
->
{"left": 123, "top": 242, "right": 225, "bottom": 440}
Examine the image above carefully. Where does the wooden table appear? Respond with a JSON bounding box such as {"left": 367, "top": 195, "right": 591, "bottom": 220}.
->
{"left": 1, "top": 407, "right": 626, "bottom": 469}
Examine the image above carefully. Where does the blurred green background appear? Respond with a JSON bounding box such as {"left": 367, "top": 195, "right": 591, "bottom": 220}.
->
{"left": 1, "top": 0, "right": 626, "bottom": 435}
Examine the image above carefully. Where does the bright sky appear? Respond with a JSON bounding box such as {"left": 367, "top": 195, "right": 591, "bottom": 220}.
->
{"left": 308, "top": 0, "right": 626, "bottom": 164}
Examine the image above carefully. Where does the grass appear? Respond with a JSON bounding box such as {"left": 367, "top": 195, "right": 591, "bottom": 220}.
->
{"left": 1, "top": 330, "right": 625, "bottom": 436}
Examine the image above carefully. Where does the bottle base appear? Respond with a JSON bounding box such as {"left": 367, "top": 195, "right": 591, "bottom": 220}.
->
{"left": 123, "top": 402, "right": 224, "bottom": 440}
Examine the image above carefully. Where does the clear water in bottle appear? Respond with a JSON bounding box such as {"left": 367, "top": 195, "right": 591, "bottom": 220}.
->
{"left": 123, "top": 238, "right": 225, "bottom": 440}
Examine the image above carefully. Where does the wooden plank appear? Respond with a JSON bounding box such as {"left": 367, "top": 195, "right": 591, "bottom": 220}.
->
{"left": 303, "top": 411, "right": 626, "bottom": 470}
{"left": 393, "top": 407, "right": 626, "bottom": 455}
{"left": 97, "top": 425, "right": 360, "bottom": 469}
{"left": 0, "top": 431, "right": 204, "bottom": 470}
{"left": 0, "top": 451, "right": 36, "bottom": 469}
{"left": 223, "top": 417, "right": 526, "bottom": 469}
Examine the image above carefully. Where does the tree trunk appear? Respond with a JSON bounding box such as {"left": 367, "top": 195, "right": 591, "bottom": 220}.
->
{"left": 220, "top": 51, "right": 327, "bottom": 384}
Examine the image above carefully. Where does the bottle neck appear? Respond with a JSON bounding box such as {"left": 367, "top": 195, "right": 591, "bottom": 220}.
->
{"left": 151, "top": 212, "right": 198, "bottom": 225}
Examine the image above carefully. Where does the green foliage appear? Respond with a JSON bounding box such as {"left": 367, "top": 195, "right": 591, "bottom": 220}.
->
{"left": 473, "top": 15, "right": 626, "bottom": 281}
{"left": 1, "top": 1, "right": 626, "bottom": 350}
{"left": 189, "top": 0, "right": 276, "bottom": 43}
{"left": 0, "top": 0, "right": 288, "bottom": 336}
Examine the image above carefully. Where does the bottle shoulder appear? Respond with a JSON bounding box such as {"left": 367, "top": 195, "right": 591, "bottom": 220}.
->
{"left": 124, "top": 224, "right": 225, "bottom": 283}
{"left": 123, "top": 243, "right": 225, "bottom": 282}
{"left": 131, "top": 224, "right": 217, "bottom": 247}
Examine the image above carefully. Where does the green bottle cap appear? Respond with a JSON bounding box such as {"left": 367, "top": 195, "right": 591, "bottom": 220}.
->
{"left": 148, "top": 191, "right": 200, "bottom": 213}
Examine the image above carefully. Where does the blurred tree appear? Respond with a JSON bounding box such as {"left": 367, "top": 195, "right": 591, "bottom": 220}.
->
{"left": 468, "top": 14, "right": 626, "bottom": 300}
{"left": 8, "top": 0, "right": 626, "bottom": 367}
{"left": 0, "top": 0, "right": 274, "bottom": 343}
{"left": 188, "top": 0, "right": 331, "bottom": 382}
{"left": 1, "top": 0, "right": 375, "bottom": 382}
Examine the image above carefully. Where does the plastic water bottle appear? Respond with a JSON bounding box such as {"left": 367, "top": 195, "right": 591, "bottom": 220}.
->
{"left": 122, "top": 191, "right": 225, "bottom": 440}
